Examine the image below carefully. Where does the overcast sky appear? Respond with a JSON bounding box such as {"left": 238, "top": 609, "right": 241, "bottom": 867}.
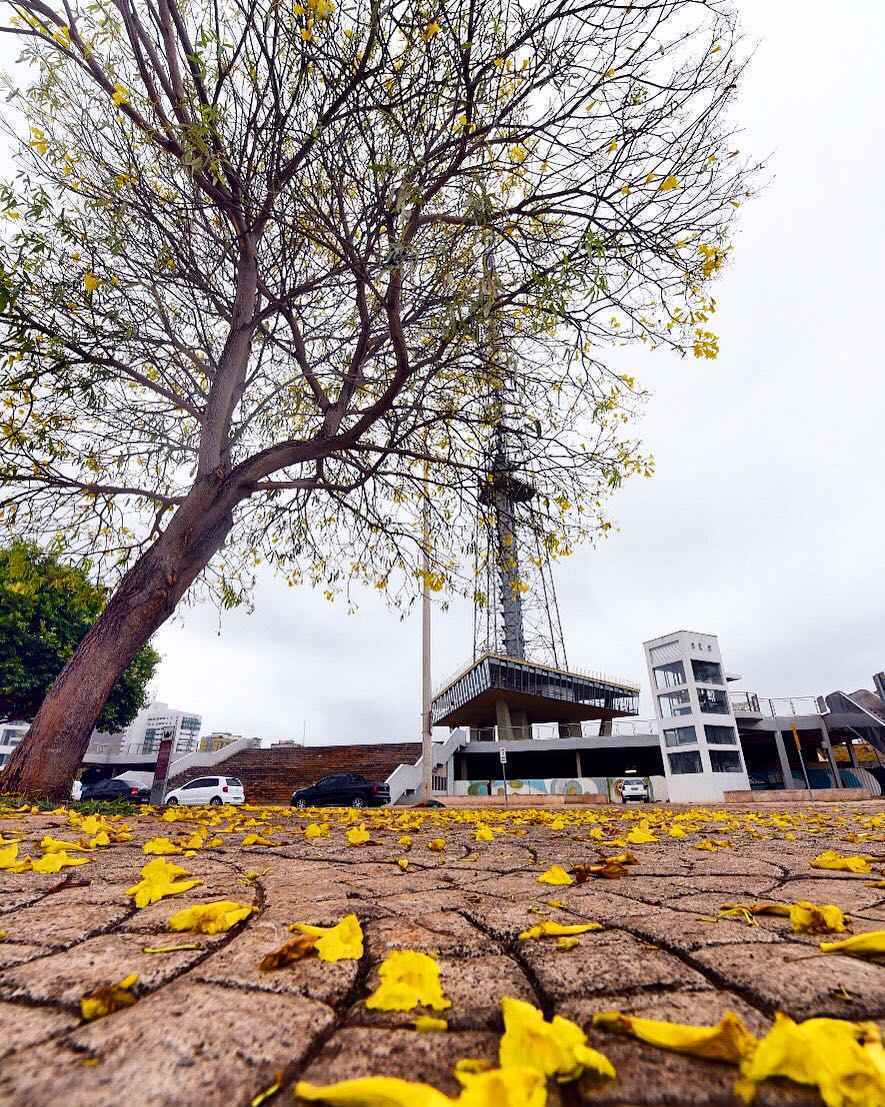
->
{"left": 5, "top": 2, "right": 884, "bottom": 740}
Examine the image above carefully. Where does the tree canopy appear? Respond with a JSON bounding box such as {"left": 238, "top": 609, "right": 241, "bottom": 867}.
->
{"left": 0, "top": 542, "right": 160, "bottom": 729}
{"left": 0, "top": 0, "right": 759, "bottom": 798}
{"left": 0, "top": 0, "right": 756, "bottom": 604}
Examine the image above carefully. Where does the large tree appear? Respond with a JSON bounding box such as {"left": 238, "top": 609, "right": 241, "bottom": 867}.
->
{"left": 0, "top": 542, "right": 160, "bottom": 729}
{"left": 0, "top": 0, "right": 756, "bottom": 797}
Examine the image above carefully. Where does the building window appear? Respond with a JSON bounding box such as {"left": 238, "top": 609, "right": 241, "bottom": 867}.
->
{"left": 705, "top": 725, "right": 737, "bottom": 745}
{"left": 697, "top": 687, "right": 730, "bottom": 714}
{"left": 710, "top": 749, "right": 743, "bottom": 773}
{"left": 691, "top": 659, "right": 723, "bottom": 685}
{"left": 653, "top": 661, "right": 686, "bottom": 691}
{"left": 669, "top": 750, "right": 703, "bottom": 774}
{"left": 658, "top": 689, "right": 692, "bottom": 718}
{"left": 664, "top": 725, "right": 697, "bottom": 748}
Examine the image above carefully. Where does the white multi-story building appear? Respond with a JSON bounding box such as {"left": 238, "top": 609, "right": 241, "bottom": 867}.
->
{"left": 644, "top": 630, "right": 750, "bottom": 802}
{"left": 122, "top": 701, "right": 202, "bottom": 757}
{"left": 0, "top": 722, "right": 28, "bottom": 769}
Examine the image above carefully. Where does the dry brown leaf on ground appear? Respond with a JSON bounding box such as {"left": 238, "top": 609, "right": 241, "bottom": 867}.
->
{"left": 259, "top": 933, "right": 319, "bottom": 971}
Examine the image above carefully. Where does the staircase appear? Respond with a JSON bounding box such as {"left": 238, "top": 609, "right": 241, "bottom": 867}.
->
{"left": 165, "top": 742, "right": 421, "bottom": 805}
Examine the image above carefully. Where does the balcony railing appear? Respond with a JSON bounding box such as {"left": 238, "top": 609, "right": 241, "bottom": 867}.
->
{"left": 729, "top": 693, "right": 824, "bottom": 718}
{"left": 465, "top": 718, "right": 659, "bottom": 742}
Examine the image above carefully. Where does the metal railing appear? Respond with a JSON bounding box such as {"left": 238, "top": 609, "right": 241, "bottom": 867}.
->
{"left": 464, "top": 718, "right": 659, "bottom": 742}
{"left": 729, "top": 692, "right": 824, "bottom": 718}
{"left": 433, "top": 650, "right": 641, "bottom": 699}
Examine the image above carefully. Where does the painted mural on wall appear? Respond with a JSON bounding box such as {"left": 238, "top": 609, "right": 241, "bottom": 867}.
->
{"left": 454, "top": 777, "right": 600, "bottom": 797}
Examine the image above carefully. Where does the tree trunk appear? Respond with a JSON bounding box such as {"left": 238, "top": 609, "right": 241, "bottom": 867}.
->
{"left": 0, "top": 477, "right": 240, "bottom": 801}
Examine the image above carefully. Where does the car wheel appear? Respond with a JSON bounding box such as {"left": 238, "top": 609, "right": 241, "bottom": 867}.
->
{"left": 351, "top": 796, "right": 366, "bottom": 808}
{"left": 209, "top": 796, "right": 223, "bottom": 805}
{"left": 166, "top": 797, "right": 178, "bottom": 805}
{"left": 294, "top": 798, "right": 307, "bottom": 809}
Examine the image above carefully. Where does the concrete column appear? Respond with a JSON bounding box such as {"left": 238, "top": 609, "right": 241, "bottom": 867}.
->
{"left": 773, "top": 730, "right": 797, "bottom": 789}
{"left": 820, "top": 723, "right": 842, "bottom": 788}
{"left": 510, "top": 709, "right": 529, "bottom": 740}
{"left": 495, "top": 699, "right": 514, "bottom": 743}
{"left": 847, "top": 739, "right": 858, "bottom": 768}
{"left": 575, "top": 749, "right": 582, "bottom": 778}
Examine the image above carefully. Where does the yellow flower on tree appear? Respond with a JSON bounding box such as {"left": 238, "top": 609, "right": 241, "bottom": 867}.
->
{"left": 83, "top": 273, "right": 101, "bottom": 293}
{"left": 499, "top": 996, "right": 615, "bottom": 1083}
{"left": 365, "top": 949, "right": 451, "bottom": 1012}
{"left": 658, "top": 174, "right": 679, "bottom": 191}
{"left": 421, "top": 20, "right": 441, "bottom": 41}
{"left": 111, "top": 83, "right": 129, "bottom": 106}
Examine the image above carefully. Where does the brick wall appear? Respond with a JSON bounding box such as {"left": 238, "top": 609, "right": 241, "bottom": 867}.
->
{"left": 166, "top": 742, "right": 422, "bottom": 805}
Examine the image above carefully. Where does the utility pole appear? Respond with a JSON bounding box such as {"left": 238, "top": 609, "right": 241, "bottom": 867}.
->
{"left": 421, "top": 460, "right": 433, "bottom": 804}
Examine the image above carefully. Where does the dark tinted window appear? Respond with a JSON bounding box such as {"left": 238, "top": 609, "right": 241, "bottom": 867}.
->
{"left": 226, "top": 778, "right": 242, "bottom": 787}
{"left": 691, "top": 659, "right": 723, "bottom": 685}
{"left": 710, "top": 749, "right": 743, "bottom": 773}
{"left": 668, "top": 751, "right": 703, "bottom": 774}
{"left": 183, "top": 778, "right": 210, "bottom": 789}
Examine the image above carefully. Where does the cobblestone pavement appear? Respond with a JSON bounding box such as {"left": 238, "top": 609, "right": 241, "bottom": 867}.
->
{"left": 1, "top": 801, "right": 885, "bottom": 1106}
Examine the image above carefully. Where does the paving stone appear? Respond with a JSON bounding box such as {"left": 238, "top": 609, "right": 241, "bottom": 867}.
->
{"left": 364, "top": 911, "right": 488, "bottom": 959}
{"left": 694, "top": 940, "right": 885, "bottom": 1019}
{"left": 293, "top": 1027, "right": 500, "bottom": 1100}
{"left": 0, "top": 940, "right": 45, "bottom": 969}
{"left": 520, "top": 929, "right": 711, "bottom": 1001}
{"left": 0, "top": 895, "right": 131, "bottom": 949}
{"left": 349, "top": 953, "right": 536, "bottom": 1030}
{"left": 621, "top": 905, "right": 782, "bottom": 953}
{"left": 0, "top": 980, "right": 335, "bottom": 1107}
{"left": 0, "top": 1000, "right": 79, "bottom": 1059}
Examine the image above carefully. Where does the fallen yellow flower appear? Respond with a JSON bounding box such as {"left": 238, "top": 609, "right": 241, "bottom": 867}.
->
{"left": 474, "top": 826, "right": 494, "bottom": 842}
{"left": 819, "top": 931, "right": 885, "bottom": 960}
{"left": 304, "top": 823, "right": 329, "bottom": 839}
{"left": 428, "top": 838, "right": 446, "bottom": 852}
{"left": 625, "top": 826, "right": 658, "bottom": 844}
{"left": 456, "top": 1066, "right": 547, "bottom": 1106}
{"left": 365, "top": 949, "right": 451, "bottom": 1012}
{"left": 40, "top": 835, "right": 88, "bottom": 853}
{"left": 80, "top": 973, "right": 138, "bottom": 1021}
{"left": 143, "top": 836, "right": 181, "bottom": 855}
{"left": 811, "top": 850, "right": 873, "bottom": 874}
{"left": 722, "top": 901, "right": 848, "bottom": 934}
{"left": 414, "top": 1015, "right": 447, "bottom": 1032}
{"left": 291, "top": 913, "right": 364, "bottom": 961}
{"left": 593, "top": 1010, "right": 757, "bottom": 1063}
{"left": 126, "top": 858, "right": 201, "bottom": 909}
{"left": 537, "top": 865, "right": 573, "bottom": 886}
{"left": 168, "top": 900, "right": 254, "bottom": 934}
{"left": 518, "top": 920, "right": 601, "bottom": 941}
{"left": 346, "top": 826, "right": 371, "bottom": 846}
{"left": 295, "top": 1074, "right": 452, "bottom": 1106}
{"left": 31, "top": 851, "right": 92, "bottom": 873}
{"left": 735, "top": 1013, "right": 885, "bottom": 1106}
{"left": 499, "top": 995, "right": 615, "bottom": 1083}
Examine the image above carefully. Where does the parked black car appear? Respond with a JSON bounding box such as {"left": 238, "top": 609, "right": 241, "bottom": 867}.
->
{"left": 290, "top": 772, "right": 390, "bottom": 808}
{"left": 80, "top": 777, "right": 151, "bottom": 804}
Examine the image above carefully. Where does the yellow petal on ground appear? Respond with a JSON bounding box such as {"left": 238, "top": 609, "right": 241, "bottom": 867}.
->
{"left": 819, "top": 931, "right": 885, "bottom": 960}
{"left": 365, "top": 949, "right": 451, "bottom": 1012}
{"left": 593, "top": 1010, "right": 757, "bottom": 1063}
{"left": 89, "top": 831, "right": 112, "bottom": 847}
{"left": 397, "top": 857, "right": 409, "bottom": 871}
{"left": 499, "top": 996, "right": 615, "bottom": 1083}
{"left": 143, "top": 836, "right": 181, "bottom": 855}
{"left": 80, "top": 973, "right": 139, "bottom": 1021}
{"left": 810, "top": 850, "right": 873, "bottom": 874}
{"left": 556, "top": 937, "right": 580, "bottom": 950}
{"left": 295, "top": 1075, "right": 453, "bottom": 1106}
{"left": 346, "top": 826, "right": 371, "bottom": 846}
{"left": 735, "top": 1013, "right": 885, "bottom": 1106}
{"left": 291, "top": 913, "right": 364, "bottom": 961}
{"left": 304, "top": 823, "right": 330, "bottom": 839}
{"left": 537, "top": 865, "right": 573, "bottom": 886}
{"left": 414, "top": 1015, "right": 448, "bottom": 1032}
{"left": 518, "top": 920, "right": 601, "bottom": 941}
{"left": 250, "top": 1076, "right": 282, "bottom": 1107}
{"left": 625, "top": 827, "right": 658, "bottom": 844}
{"left": 474, "top": 826, "right": 494, "bottom": 842}
{"left": 168, "top": 900, "right": 254, "bottom": 934}
{"left": 456, "top": 1066, "right": 548, "bottom": 1106}
{"left": 40, "top": 835, "right": 89, "bottom": 853}
{"left": 31, "top": 851, "right": 92, "bottom": 873}
{"left": 142, "top": 943, "right": 202, "bottom": 954}
{"left": 126, "top": 857, "right": 201, "bottom": 909}
{"left": 0, "top": 844, "right": 21, "bottom": 870}
{"left": 784, "top": 902, "right": 847, "bottom": 934}
{"left": 428, "top": 838, "right": 446, "bottom": 852}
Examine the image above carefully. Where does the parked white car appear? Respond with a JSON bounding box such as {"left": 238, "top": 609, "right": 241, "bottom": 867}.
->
{"left": 163, "top": 775, "right": 245, "bottom": 806}
{"left": 621, "top": 778, "right": 650, "bottom": 803}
